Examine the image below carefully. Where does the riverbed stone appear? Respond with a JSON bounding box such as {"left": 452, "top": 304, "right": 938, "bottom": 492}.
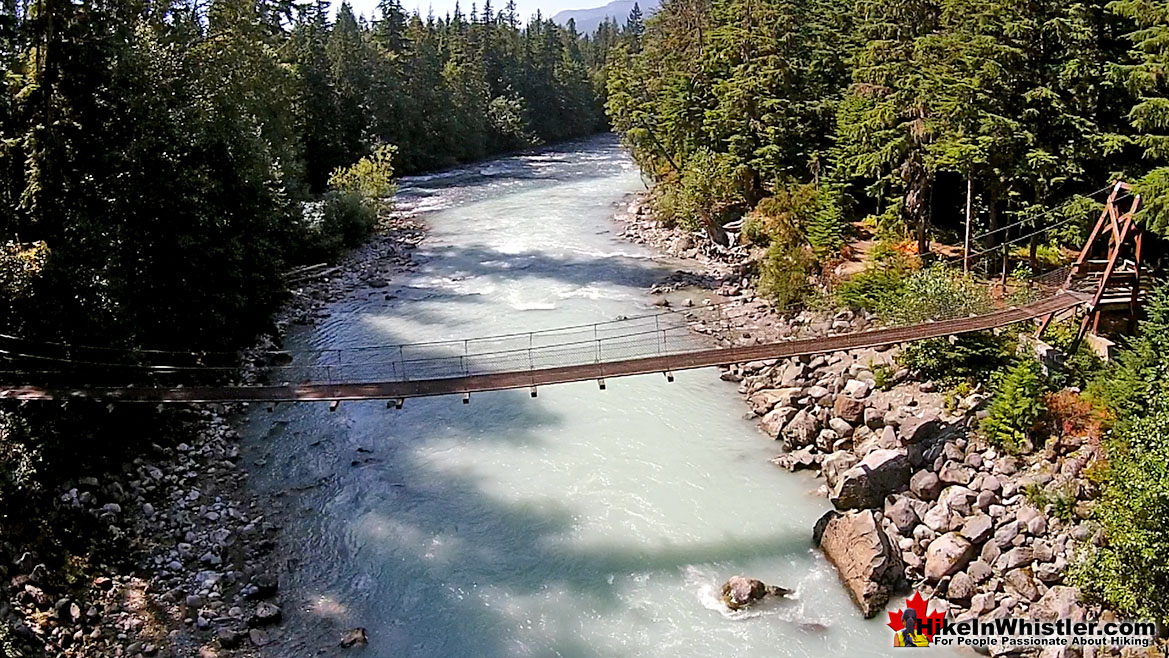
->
{"left": 830, "top": 449, "right": 911, "bottom": 509}
{"left": 760, "top": 406, "right": 798, "bottom": 439}
{"left": 925, "top": 533, "right": 975, "bottom": 582}
{"left": 720, "top": 576, "right": 789, "bottom": 610}
{"left": 1032, "top": 586, "right": 1085, "bottom": 622}
{"left": 960, "top": 514, "right": 995, "bottom": 545}
{"left": 897, "top": 411, "right": 942, "bottom": 445}
{"left": 822, "top": 451, "right": 860, "bottom": 490}
{"left": 884, "top": 496, "right": 919, "bottom": 534}
{"left": 910, "top": 470, "right": 942, "bottom": 501}
{"left": 834, "top": 395, "right": 866, "bottom": 425}
{"left": 814, "top": 510, "right": 903, "bottom": 618}
{"left": 782, "top": 410, "right": 820, "bottom": 449}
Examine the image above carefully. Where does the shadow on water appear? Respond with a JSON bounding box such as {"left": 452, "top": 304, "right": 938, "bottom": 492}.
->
{"left": 244, "top": 388, "right": 811, "bottom": 658}
{"left": 238, "top": 136, "right": 869, "bottom": 658}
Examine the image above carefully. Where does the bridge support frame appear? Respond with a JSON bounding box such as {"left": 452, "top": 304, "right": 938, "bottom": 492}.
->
{"left": 1035, "top": 181, "right": 1143, "bottom": 350}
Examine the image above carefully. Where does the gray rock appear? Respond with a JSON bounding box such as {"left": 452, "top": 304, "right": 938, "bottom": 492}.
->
{"left": 967, "top": 559, "right": 992, "bottom": 583}
{"left": 884, "top": 496, "right": 920, "bottom": 534}
{"left": 831, "top": 449, "right": 911, "bottom": 510}
{"left": 843, "top": 379, "right": 870, "bottom": 399}
{"left": 993, "top": 521, "right": 1021, "bottom": 548}
{"left": 898, "top": 412, "right": 943, "bottom": 445}
{"left": 947, "top": 571, "right": 975, "bottom": 601}
{"left": 960, "top": 514, "right": 995, "bottom": 545}
{"left": 1003, "top": 568, "right": 1040, "bottom": 602}
{"left": 814, "top": 510, "right": 903, "bottom": 618}
{"left": 782, "top": 410, "right": 820, "bottom": 449}
{"left": 828, "top": 417, "right": 855, "bottom": 438}
{"left": 249, "top": 602, "right": 282, "bottom": 627}
{"left": 970, "top": 591, "right": 995, "bottom": 615}
{"left": 340, "top": 628, "right": 368, "bottom": 649}
{"left": 939, "top": 462, "right": 973, "bottom": 486}
{"left": 816, "top": 429, "right": 841, "bottom": 452}
{"left": 759, "top": 406, "right": 798, "bottom": 439}
{"left": 996, "top": 547, "right": 1033, "bottom": 571}
{"left": 863, "top": 407, "right": 885, "bottom": 429}
{"left": 834, "top": 396, "right": 866, "bottom": 425}
{"left": 910, "top": 470, "right": 942, "bottom": 501}
{"left": 1032, "top": 586, "right": 1084, "bottom": 622}
{"left": 720, "top": 576, "right": 790, "bottom": 610}
{"left": 925, "top": 533, "right": 975, "bottom": 582}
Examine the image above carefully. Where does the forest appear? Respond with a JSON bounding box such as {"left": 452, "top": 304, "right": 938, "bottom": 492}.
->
{"left": 606, "top": 0, "right": 1169, "bottom": 628}
{"left": 606, "top": 0, "right": 1169, "bottom": 260}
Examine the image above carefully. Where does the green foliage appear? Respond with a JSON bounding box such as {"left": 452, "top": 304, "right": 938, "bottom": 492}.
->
{"left": 981, "top": 360, "right": 1047, "bottom": 454}
{"left": 747, "top": 183, "right": 846, "bottom": 257}
{"left": 898, "top": 331, "right": 1015, "bottom": 384}
{"left": 1072, "top": 407, "right": 1169, "bottom": 625}
{"left": 1085, "top": 282, "right": 1169, "bottom": 424}
{"left": 834, "top": 257, "right": 912, "bottom": 312}
{"left": 876, "top": 265, "right": 993, "bottom": 325}
{"left": 655, "top": 149, "right": 750, "bottom": 231}
{"left": 755, "top": 242, "right": 814, "bottom": 308}
{"left": 306, "top": 191, "right": 379, "bottom": 259}
{"left": 328, "top": 144, "right": 398, "bottom": 204}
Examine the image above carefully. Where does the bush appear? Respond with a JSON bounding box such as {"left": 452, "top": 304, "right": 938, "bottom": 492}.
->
{"left": 1045, "top": 389, "right": 1109, "bottom": 443}
{"left": 743, "top": 182, "right": 845, "bottom": 258}
{"left": 898, "top": 331, "right": 1016, "bottom": 385}
{"left": 327, "top": 144, "right": 398, "bottom": 205}
{"left": 980, "top": 359, "right": 1047, "bottom": 453}
{"left": 875, "top": 265, "right": 992, "bottom": 325}
{"left": 755, "top": 241, "right": 814, "bottom": 308}
{"left": 1071, "top": 408, "right": 1169, "bottom": 624}
{"left": 1085, "top": 282, "right": 1169, "bottom": 424}
{"left": 302, "top": 191, "right": 378, "bottom": 259}
{"left": 654, "top": 149, "right": 749, "bottom": 231}
{"left": 835, "top": 265, "right": 908, "bottom": 311}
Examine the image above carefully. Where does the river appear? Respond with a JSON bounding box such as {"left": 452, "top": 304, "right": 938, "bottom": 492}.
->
{"left": 239, "top": 135, "right": 906, "bottom": 657}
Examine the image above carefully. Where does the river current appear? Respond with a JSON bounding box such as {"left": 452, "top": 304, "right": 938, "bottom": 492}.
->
{"left": 240, "top": 135, "right": 908, "bottom": 657}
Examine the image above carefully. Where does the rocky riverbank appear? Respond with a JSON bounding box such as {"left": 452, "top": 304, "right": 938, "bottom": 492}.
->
{"left": 1, "top": 213, "right": 423, "bottom": 658}
{"left": 615, "top": 193, "right": 1128, "bottom": 657}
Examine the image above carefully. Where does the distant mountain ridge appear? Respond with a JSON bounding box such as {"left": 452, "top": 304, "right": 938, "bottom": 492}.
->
{"left": 551, "top": 0, "right": 658, "bottom": 36}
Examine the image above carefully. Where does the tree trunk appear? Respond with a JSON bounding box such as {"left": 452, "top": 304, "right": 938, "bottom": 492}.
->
{"left": 964, "top": 176, "right": 973, "bottom": 273}
{"left": 900, "top": 152, "right": 930, "bottom": 256}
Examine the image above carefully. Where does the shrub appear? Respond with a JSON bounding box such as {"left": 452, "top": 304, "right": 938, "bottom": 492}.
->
{"left": 1045, "top": 389, "right": 1109, "bottom": 443}
{"left": 1071, "top": 408, "right": 1169, "bottom": 624}
{"left": 1042, "top": 319, "right": 1105, "bottom": 388}
{"left": 835, "top": 264, "right": 908, "bottom": 312}
{"left": 755, "top": 241, "right": 814, "bottom": 308}
{"left": 875, "top": 265, "right": 992, "bottom": 325}
{"left": 1085, "top": 282, "right": 1169, "bottom": 424}
{"left": 744, "top": 182, "right": 845, "bottom": 257}
{"left": 655, "top": 149, "right": 749, "bottom": 231}
{"left": 328, "top": 144, "right": 398, "bottom": 206}
{"left": 305, "top": 190, "right": 378, "bottom": 259}
{"left": 898, "top": 331, "right": 1016, "bottom": 385}
{"left": 980, "top": 359, "right": 1047, "bottom": 453}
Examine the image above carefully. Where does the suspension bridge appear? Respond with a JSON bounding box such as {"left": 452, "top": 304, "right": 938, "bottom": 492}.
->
{"left": 0, "top": 183, "right": 1146, "bottom": 405}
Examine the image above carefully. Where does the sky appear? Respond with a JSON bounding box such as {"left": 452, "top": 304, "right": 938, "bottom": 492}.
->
{"left": 341, "top": 0, "right": 588, "bottom": 23}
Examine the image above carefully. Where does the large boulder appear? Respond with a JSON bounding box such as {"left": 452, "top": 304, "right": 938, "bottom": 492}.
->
{"left": 925, "top": 533, "right": 975, "bottom": 582}
{"left": 782, "top": 409, "right": 820, "bottom": 449}
{"left": 833, "top": 395, "right": 866, "bottom": 425}
{"left": 822, "top": 451, "right": 860, "bottom": 490}
{"left": 720, "top": 576, "right": 790, "bottom": 611}
{"left": 814, "top": 510, "right": 904, "bottom": 618}
{"left": 830, "top": 449, "right": 911, "bottom": 510}
{"left": 759, "top": 406, "right": 798, "bottom": 439}
{"left": 898, "top": 411, "right": 943, "bottom": 445}
{"left": 749, "top": 389, "right": 799, "bottom": 416}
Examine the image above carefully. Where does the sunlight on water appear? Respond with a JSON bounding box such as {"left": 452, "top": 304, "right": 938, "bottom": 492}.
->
{"left": 240, "top": 135, "right": 931, "bottom": 657}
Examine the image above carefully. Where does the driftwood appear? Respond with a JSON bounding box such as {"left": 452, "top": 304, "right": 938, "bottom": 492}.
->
{"left": 285, "top": 263, "right": 341, "bottom": 284}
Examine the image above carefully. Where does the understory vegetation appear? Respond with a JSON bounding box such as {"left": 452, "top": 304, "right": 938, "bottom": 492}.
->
{"left": 0, "top": 0, "right": 640, "bottom": 635}
{"left": 607, "top": 0, "right": 1169, "bottom": 307}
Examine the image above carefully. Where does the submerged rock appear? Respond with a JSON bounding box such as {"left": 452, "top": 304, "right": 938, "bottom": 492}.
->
{"left": 341, "top": 627, "right": 368, "bottom": 648}
{"left": 719, "top": 576, "right": 790, "bottom": 610}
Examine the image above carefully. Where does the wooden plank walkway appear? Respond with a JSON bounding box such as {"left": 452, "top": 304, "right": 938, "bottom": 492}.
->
{"left": 0, "top": 292, "right": 1087, "bottom": 404}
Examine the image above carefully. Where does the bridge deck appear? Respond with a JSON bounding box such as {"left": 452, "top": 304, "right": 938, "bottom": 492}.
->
{"left": 0, "top": 292, "right": 1086, "bottom": 403}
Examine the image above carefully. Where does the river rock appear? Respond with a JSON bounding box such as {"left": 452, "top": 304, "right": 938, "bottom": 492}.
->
{"left": 996, "top": 547, "right": 1033, "bottom": 571}
{"left": 910, "top": 470, "right": 942, "bottom": 501}
{"left": 760, "top": 406, "right": 798, "bottom": 439}
{"left": 720, "top": 576, "right": 789, "bottom": 610}
{"left": 947, "top": 570, "right": 975, "bottom": 601}
{"left": 884, "top": 496, "right": 919, "bottom": 534}
{"left": 822, "top": 451, "right": 860, "bottom": 490}
{"left": 925, "top": 533, "right": 974, "bottom": 582}
{"left": 830, "top": 449, "right": 911, "bottom": 510}
{"left": 1003, "top": 568, "right": 1040, "bottom": 602}
{"left": 960, "top": 514, "right": 995, "bottom": 545}
{"left": 750, "top": 389, "right": 796, "bottom": 416}
{"left": 248, "top": 602, "right": 281, "bottom": 627}
{"left": 834, "top": 395, "right": 866, "bottom": 425}
{"left": 782, "top": 410, "right": 819, "bottom": 449}
{"left": 897, "top": 411, "right": 942, "bottom": 445}
{"left": 1032, "top": 586, "right": 1085, "bottom": 622}
{"left": 340, "top": 628, "right": 368, "bottom": 648}
{"left": 814, "top": 510, "right": 903, "bottom": 618}
{"left": 843, "top": 379, "right": 870, "bottom": 399}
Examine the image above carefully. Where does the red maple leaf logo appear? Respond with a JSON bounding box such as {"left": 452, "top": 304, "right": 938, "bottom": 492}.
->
{"left": 887, "top": 591, "right": 947, "bottom": 641}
